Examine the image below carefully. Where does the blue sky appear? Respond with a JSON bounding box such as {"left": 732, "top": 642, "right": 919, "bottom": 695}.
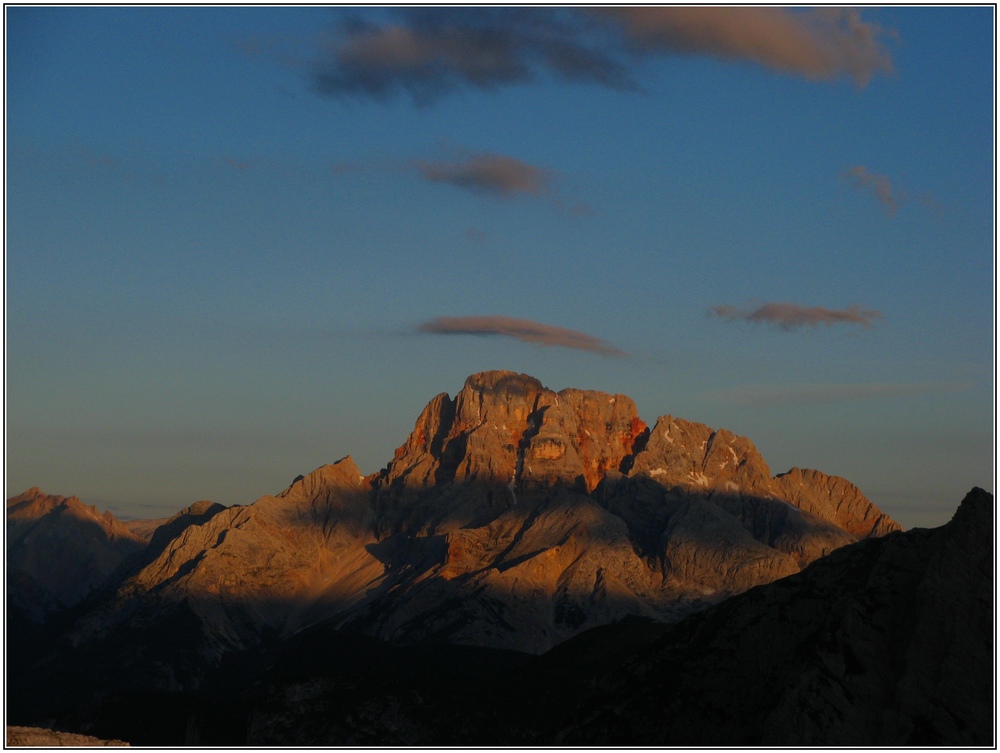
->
{"left": 5, "top": 6, "right": 994, "bottom": 528}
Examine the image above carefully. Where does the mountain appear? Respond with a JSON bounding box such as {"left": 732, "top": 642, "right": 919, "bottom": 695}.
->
{"left": 49, "top": 370, "right": 902, "bottom": 662}
{"left": 113, "top": 489, "right": 989, "bottom": 746}
{"left": 9, "top": 369, "right": 947, "bottom": 745}
{"left": 6, "top": 487, "right": 145, "bottom": 620}
{"left": 547, "top": 486, "right": 994, "bottom": 746}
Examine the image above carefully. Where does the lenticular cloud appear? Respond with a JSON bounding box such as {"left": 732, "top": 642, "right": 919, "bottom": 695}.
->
{"left": 417, "top": 315, "right": 627, "bottom": 356}
{"left": 415, "top": 153, "right": 550, "bottom": 197}
{"left": 710, "top": 302, "right": 882, "bottom": 331}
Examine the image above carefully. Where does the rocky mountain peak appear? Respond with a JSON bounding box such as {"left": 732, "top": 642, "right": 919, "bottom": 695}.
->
{"left": 630, "top": 415, "right": 773, "bottom": 494}
{"left": 382, "top": 371, "right": 648, "bottom": 498}
{"left": 6, "top": 488, "right": 145, "bottom": 616}
{"left": 278, "top": 456, "right": 365, "bottom": 502}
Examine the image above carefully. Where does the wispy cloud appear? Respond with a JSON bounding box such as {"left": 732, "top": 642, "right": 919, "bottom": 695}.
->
{"left": 412, "top": 149, "right": 591, "bottom": 213}
{"left": 219, "top": 156, "right": 255, "bottom": 172}
{"left": 844, "top": 165, "right": 901, "bottom": 216}
{"left": 710, "top": 302, "right": 882, "bottom": 331}
{"left": 417, "top": 315, "right": 627, "bottom": 357}
{"left": 603, "top": 7, "right": 893, "bottom": 86}
{"left": 843, "top": 165, "right": 942, "bottom": 219}
{"left": 415, "top": 152, "right": 550, "bottom": 197}
{"left": 709, "top": 381, "right": 969, "bottom": 406}
{"left": 308, "top": 8, "right": 894, "bottom": 104}
{"left": 464, "top": 227, "right": 488, "bottom": 243}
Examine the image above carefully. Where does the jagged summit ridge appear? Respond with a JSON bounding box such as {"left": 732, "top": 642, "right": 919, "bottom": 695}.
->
{"left": 380, "top": 370, "right": 647, "bottom": 500}
{"left": 379, "top": 371, "right": 898, "bottom": 540}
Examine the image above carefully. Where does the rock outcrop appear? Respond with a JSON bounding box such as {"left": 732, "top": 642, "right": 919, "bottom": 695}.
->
{"left": 6, "top": 726, "right": 129, "bottom": 746}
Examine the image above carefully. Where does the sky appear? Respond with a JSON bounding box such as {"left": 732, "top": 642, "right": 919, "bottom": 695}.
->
{"left": 5, "top": 5, "right": 995, "bottom": 529}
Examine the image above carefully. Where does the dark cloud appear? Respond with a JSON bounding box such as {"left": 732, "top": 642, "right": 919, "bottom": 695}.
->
{"left": 710, "top": 302, "right": 882, "bottom": 331}
{"left": 709, "top": 381, "right": 969, "bottom": 406}
{"left": 308, "top": 7, "right": 894, "bottom": 104}
{"left": 415, "top": 152, "right": 550, "bottom": 197}
{"left": 311, "top": 9, "right": 633, "bottom": 105}
{"left": 417, "top": 315, "right": 627, "bottom": 357}
{"left": 844, "top": 165, "right": 901, "bottom": 216}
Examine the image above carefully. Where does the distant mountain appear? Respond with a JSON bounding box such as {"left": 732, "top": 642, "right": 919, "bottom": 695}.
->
{"left": 6, "top": 488, "right": 145, "bottom": 619}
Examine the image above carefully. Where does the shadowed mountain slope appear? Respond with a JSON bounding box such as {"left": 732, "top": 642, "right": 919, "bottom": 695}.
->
{"left": 552, "top": 486, "right": 994, "bottom": 746}
{"left": 239, "top": 489, "right": 992, "bottom": 747}
{"left": 6, "top": 488, "right": 145, "bottom": 619}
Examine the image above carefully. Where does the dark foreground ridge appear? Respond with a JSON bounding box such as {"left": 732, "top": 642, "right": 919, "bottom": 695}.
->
{"left": 6, "top": 372, "right": 992, "bottom": 745}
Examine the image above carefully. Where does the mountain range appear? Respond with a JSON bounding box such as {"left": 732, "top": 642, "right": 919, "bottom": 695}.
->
{"left": 5, "top": 370, "right": 991, "bottom": 746}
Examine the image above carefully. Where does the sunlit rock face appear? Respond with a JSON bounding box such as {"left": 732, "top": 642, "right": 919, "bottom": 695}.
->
{"left": 8, "top": 371, "right": 902, "bottom": 660}
{"left": 344, "top": 371, "right": 901, "bottom": 653}
{"left": 72, "top": 457, "right": 386, "bottom": 662}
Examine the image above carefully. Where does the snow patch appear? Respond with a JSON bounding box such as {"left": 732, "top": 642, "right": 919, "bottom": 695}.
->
{"left": 687, "top": 472, "right": 710, "bottom": 487}
{"left": 724, "top": 481, "right": 740, "bottom": 492}
{"left": 649, "top": 468, "right": 668, "bottom": 477}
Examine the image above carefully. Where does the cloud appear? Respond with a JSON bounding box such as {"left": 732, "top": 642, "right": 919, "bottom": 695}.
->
{"left": 709, "top": 381, "right": 969, "bottom": 407}
{"left": 415, "top": 152, "right": 550, "bottom": 197}
{"left": 311, "top": 9, "right": 634, "bottom": 104}
{"left": 417, "top": 315, "right": 627, "bottom": 357}
{"left": 219, "top": 156, "right": 255, "bottom": 172}
{"left": 308, "top": 7, "right": 894, "bottom": 103}
{"left": 844, "top": 165, "right": 901, "bottom": 216}
{"left": 710, "top": 302, "right": 882, "bottom": 331}
{"left": 602, "top": 7, "right": 893, "bottom": 86}
{"left": 464, "top": 227, "right": 488, "bottom": 243}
